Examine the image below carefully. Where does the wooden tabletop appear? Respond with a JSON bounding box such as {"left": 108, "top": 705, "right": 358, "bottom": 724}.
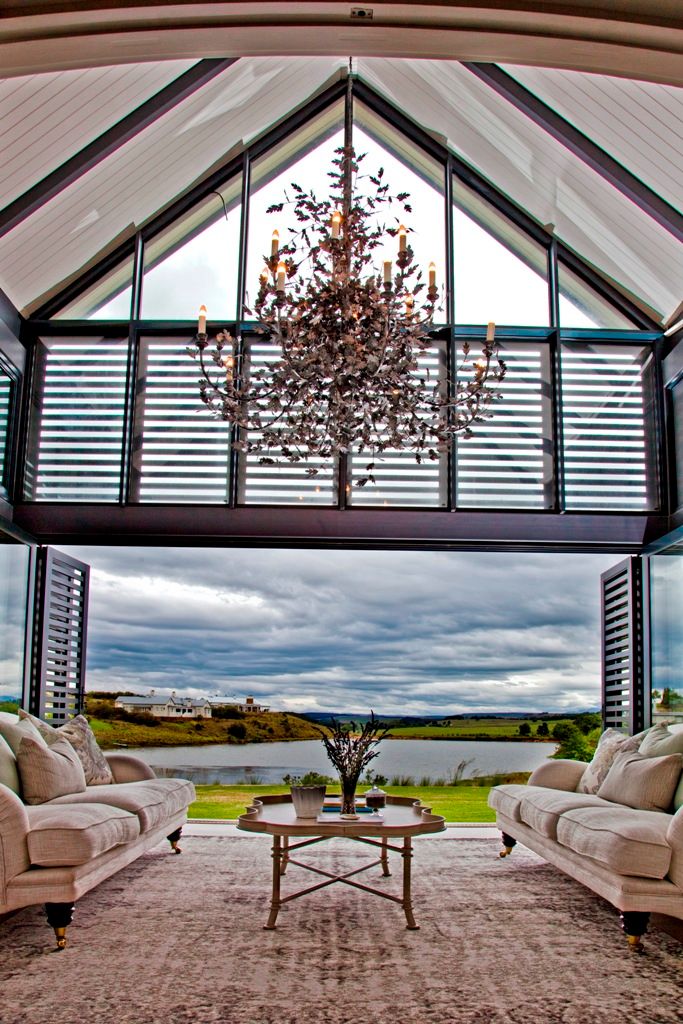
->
{"left": 237, "top": 793, "right": 446, "bottom": 838}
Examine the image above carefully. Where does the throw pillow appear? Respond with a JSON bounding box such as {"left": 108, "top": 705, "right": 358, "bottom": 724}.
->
{"left": 0, "top": 715, "right": 47, "bottom": 756}
{"left": 639, "top": 722, "right": 683, "bottom": 810}
{"left": 597, "top": 750, "right": 683, "bottom": 812}
{"left": 19, "top": 709, "right": 113, "bottom": 786}
{"left": 15, "top": 736, "right": 87, "bottom": 805}
{"left": 577, "top": 728, "right": 641, "bottom": 794}
{"left": 0, "top": 734, "right": 21, "bottom": 796}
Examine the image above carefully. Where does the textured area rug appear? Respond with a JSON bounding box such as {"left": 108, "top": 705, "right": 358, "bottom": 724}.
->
{"left": 1, "top": 836, "right": 681, "bottom": 1024}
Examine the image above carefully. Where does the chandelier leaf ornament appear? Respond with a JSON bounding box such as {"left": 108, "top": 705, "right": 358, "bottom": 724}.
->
{"left": 188, "top": 103, "right": 506, "bottom": 487}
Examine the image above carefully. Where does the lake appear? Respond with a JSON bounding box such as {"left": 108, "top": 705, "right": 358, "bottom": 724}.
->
{"left": 121, "top": 738, "right": 559, "bottom": 785}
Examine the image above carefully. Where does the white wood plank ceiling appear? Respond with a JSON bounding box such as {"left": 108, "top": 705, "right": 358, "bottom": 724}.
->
{"left": 0, "top": 54, "right": 680, "bottom": 322}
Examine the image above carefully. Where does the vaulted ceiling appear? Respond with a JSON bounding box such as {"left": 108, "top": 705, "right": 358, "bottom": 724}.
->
{"left": 0, "top": 4, "right": 681, "bottom": 324}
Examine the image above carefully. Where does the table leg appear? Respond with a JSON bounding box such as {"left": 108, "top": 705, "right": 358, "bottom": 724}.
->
{"left": 281, "top": 835, "right": 290, "bottom": 876}
{"left": 402, "top": 836, "right": 419, "bottom": 930}
{"left": 380, "top": 837, "right": 391, "bottom": 877}
{"left": 264, "top": 835, "right": 282, "bottom": 930}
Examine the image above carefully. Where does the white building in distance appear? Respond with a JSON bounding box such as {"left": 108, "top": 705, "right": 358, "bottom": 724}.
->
{"left": 114, "top": 692, "right": 212, "bottom": 718}
{"left": 210, "top": 695, "right": 270, "bottom": 714}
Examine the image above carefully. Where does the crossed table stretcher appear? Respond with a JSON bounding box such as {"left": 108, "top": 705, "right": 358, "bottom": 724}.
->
{"left": 237, "top": 793, "right": 446, "bottom": 930}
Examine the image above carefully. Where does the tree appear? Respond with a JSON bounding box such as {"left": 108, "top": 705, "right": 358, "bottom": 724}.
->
{"left": 518, "top": 722, "right": 532, "bottom": 737}
{"left": 537, "top": 721, "right": 550, "bottom": 737}
{"left": 551, "top": 722, "right": 591, "bottom": 761}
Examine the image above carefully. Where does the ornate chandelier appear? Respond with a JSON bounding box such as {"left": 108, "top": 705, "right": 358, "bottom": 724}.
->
{"left": 188, "top": 107, "right": 506, "bottom": 486}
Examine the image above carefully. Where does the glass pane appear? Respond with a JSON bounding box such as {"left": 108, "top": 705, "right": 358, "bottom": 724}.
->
{"left": 0, "top": 368, "right": 11, "bottom": 491}
{"left": 24, "top": 337, "right": 128, "bottom": 501}
{"left": 246, "top": 100, "right": 345, "bottom": 313}
{"left": 53, "top": 255, "right": 134, "bottom": 320}
{"left": 559, "top": 260, "right": 639, "bottom": 329}
{"left": 561, "top": 342, "right": 657, "bottom": 510}
{"left": 354, "top": 102, "right": 447, "bottom": 321}
{"left": 452, "top": 179, "right": 549, "bottom": 326}
{"left": 349, "top": 342, "right": 447, "bottom": 507}
{"left": 142, "top": 173, "right": 242, "bottom": 321}
{"left": 133, "top": 336, "right": 233, "bottom": 503}
{"left": 649, "top": 544, "right": 683, "bottom": 725}
{"left": 0, "top": 540, "right": 30, "bottom": 700}
{"left": 239, "top": 337, "right": 336, "bottom": 505}
{"left": 671, "top": 380, "right": 683, "bottom": 510}
{"left": 456, "top": 339, "right": 554, "bottom": 508}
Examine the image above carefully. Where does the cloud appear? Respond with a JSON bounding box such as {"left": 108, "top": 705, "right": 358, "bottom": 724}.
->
{"left": 64, "top": 546, "right": 616, "bottom": 715}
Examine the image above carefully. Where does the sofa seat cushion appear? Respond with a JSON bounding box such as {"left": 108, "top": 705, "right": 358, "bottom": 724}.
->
{"left": 47, "top": 778, "right": 194, "bottom": 833}
{"left": 25, "top": 803, "right": 140, "bottom": 867}
{"left": 487, "top": 784, "right": 530, "bottom": 822}
{"left": 519, "top": 788, "right": 612, "bottom": 840}
{"left": 556, "top": 805, "right": 673, "bottom": 879}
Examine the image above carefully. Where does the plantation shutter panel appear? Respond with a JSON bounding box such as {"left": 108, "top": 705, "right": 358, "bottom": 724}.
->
{"left": 601, "top": 557, "right": 645, "bottom": 735}
{"left": 28, "top": 547, "right": 89, "bottom": 724}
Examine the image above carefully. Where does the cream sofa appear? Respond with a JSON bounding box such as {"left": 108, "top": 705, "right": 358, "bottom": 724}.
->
{"left": 0, "top": 713, "right": 195, "bottom": 949}
{"left": 489, "top": 726, "right": 683, "bottom": 948}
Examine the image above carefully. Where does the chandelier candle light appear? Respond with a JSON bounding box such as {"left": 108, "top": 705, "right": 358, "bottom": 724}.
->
{"left": 188, "top": 101, "right": 505, "bottom": 486}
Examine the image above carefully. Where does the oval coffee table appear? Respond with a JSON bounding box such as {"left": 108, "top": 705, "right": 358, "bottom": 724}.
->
{"left": 237, "top": 793, "right": 446, "bottom": 930}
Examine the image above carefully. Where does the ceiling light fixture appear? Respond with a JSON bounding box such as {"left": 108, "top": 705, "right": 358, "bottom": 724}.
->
{"left": 188, "top": 77, "right": 506, "bottom": 486}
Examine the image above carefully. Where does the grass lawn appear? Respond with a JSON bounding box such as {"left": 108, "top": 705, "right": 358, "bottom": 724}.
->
{"left": 189, "top": 776, "right": 530, "bottom": 823}
{"left": 387, "top": 719, "right": 566, "bottom": 740}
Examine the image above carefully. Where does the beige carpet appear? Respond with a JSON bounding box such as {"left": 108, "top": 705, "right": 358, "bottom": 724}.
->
{"left": 1, "top": 836, "right": 681, "bottom": 1024}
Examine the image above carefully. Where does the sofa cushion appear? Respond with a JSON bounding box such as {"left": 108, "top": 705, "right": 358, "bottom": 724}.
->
{"left": 0, "top": 716, "right": 47, "bottom": 756}
{"left": 519, "top": 788, "right": 612, "bottom": 840}
{"left": 15, "top": 736, "right": 87, "bottom": 805}
{"left": 25, "top": 803, "right": 140, "bottom": 867}
{"left": 47, "top": 778, "right": 194, "bottom": 832}
{"left": 577, "top": 728, "right": 641, "bottom": 794}
{"left": 487, "top": 783, "right": 530, "bottom": 822}
{"left": 639, "top": 723, "right": 683, "bottom": 810}
{"left": 597, "top": 750, "right": 683, "bottom": 812}
{"left": 19, "top": 709, "right": 114, "bottom": 786}
{"left": 0, "top": 733, "right": 21, "bottom": 796}
{"left": 556, "top": 805, "right": 673, "bottom": 879}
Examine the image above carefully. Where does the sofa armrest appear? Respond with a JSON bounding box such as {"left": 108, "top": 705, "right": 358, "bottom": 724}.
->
{"left": 0, "top": 785, "right": 30, "bottom": 903}
{"left": 666, "top": 806, "right": 683, "bottom": 890}
{"left": 528, "top": 759, "right": 589, "bottom": 791}
{"left": 104, "top": 753, "right": 156, "bottom": 783}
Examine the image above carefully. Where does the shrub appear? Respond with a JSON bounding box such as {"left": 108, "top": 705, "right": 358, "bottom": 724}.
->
{"left": 552, "top": 722, "right": 591, "bottom": 761}
{"left": 227, "top": 722, "right": 247, "bottom": 740}
{"left": 283, "top": 771, "right": 334, "bottom": 786}
{"left": 210, "top": 706, "right": 245, "bottom": 720}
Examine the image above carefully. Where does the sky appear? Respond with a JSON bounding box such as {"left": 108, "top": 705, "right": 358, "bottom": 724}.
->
{"left": 62, "top": 546, "right": 617, "bottom": 716}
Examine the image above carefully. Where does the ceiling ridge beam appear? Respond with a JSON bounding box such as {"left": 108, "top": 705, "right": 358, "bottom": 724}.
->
{"left": 0, "top": 57, "right": 238, "bottom": 240}
{"left": 462, "top": 61, "right": 683, "bottom": 244}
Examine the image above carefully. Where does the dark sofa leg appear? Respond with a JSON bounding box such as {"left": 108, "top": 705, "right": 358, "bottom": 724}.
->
{"left": 167, "top": 826, "right": 183, "bottom": 854}
{"left": 621, "top": 910, "right": 650, "bottom": 950}
{"left": 499, "top": 832, "right": 517, "bottom": 858}
{"left": 45, "top": 902, "right": 74, "bottom": 950}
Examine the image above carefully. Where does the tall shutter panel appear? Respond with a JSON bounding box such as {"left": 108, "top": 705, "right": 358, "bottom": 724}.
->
{"left": 601, "top": 557, "right": 645, "bottom": 734}
{"left": 28, "top": 547, "right": 89, "bottom": 724}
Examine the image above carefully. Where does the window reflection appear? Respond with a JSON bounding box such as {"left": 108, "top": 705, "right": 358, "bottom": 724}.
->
{"left": 650, "top": 546, "right": 683, "bottom": 725}
{"left": 0, "top": 541, "right": 30, "bottom": 701}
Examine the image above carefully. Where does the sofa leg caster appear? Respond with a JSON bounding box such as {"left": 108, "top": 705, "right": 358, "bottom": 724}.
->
{"left": 45, "top": 902, "right": 74, "bottom": 950}
{"left": 621, "top": 911, "right": 649, "bottom": 950}
{"left": 499, "top": 832, "right": 517, "bottom": 858}
{"left": 167, "top": 827, "right": 183, "bottom": 854}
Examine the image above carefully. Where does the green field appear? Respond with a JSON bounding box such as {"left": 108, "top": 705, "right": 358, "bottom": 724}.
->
{"left": 189, "top": 775, "right": 531, "bottom": 823}
{"left": 386, "top": 718, "right": 568, "bottom": 740}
